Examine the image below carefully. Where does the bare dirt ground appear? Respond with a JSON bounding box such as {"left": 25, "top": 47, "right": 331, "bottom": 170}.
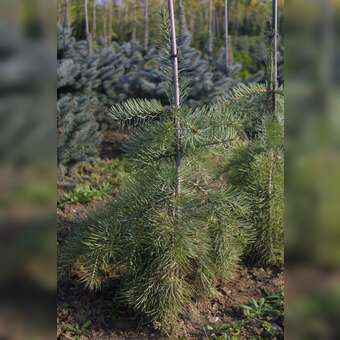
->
{"left": 57, "top": 151, "right": 283, "bottom": 339}
{"left": 57, "top": 204, "right": 283, "bottom": 340}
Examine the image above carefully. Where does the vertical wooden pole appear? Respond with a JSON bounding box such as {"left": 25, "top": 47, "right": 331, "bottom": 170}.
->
{"left": 167, "top": 0, "right": 181, "bottom": 197}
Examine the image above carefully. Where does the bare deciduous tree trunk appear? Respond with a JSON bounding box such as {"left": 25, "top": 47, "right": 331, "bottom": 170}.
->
{"left": 236, "top": 0, "right": 241, "bottom": 32}
{"left": 108, "top": 0, "right": 113, "bottom": 46}
{"left": 178, "top": 0, "right": 188, "bottom": 36}
{"left": 132, "top": 0, "right": 137, "bottom": 45}
{"left": 103, "top": 1, "right": 108, "bottom": 46}
{"left": 58, "top": 0, "right": 62, "bottom": 25}
{"left": 208, "top": 0, "right": 214, "bottom": 55}
{"left": 213, "top": 4, "right": 218, "bottom": 37}
{"left": 189, "top": 14, "right": 195, "bottom": 39}
{"left": 224, "top": 0, "right": 229, "bottom": 73}
{"left": 124, "top": 3, "right": 128, "bottom": 25}
{"left": 272, "top": 0, "right": 278, "bottom": 111}
{"left": 85, "top": 0, "right": 92, "bottom": 52}
{"left": 144, "top": 0, "right": 149, "bottom": 50}
{"left": 167, "top": 0, "right": 181, "bottom": 198}
{"left": 92, "top": 0, "right": 97, "bottom": 42}
{"left": 63, "top": 0, "right": 69, "bottom": 28}
{"left": 228, "top": 35, "right": 233, "bottom": 64}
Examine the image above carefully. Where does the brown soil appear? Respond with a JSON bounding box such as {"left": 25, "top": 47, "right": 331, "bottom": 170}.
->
{"left": 183, "top": 266, "right": 283, "bottom": 339}
{"left": 57, "top": 200, "right": 283, "bottom": 340}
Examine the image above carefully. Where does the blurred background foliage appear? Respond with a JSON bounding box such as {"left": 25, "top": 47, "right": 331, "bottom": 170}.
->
{"left": 286, "top": 0, "right": 340, "bottom": 339}
{"left": 2, "top": 0, "right": 340, "bottom": 338}
{"left": 0, "top": 0, "right": 56, "bottom": 339}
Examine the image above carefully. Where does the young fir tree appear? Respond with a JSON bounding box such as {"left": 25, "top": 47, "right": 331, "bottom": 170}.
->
{"left": 225, "top": 106, "right": 284, "bottom": 265}
{"left": 57, "top": 24, "right": 102, "bottom": 172}
{"left": 61, "top": 11, "right": 274, "bottom": 330}
{"left": 224, "top": 45, "right": 284, "bottom": 266}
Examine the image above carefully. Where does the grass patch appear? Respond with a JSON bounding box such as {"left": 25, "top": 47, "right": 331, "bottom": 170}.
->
{"left": 58, "top": 159, "right": 130, "bottom": 209}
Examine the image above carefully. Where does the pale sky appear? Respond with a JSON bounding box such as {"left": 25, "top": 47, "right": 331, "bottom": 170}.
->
{"left": 96, "top": 0, "right": 124, "bottom": 6}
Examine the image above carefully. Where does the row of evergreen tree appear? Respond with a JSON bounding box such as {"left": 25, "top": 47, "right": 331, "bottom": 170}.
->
{"left": 57, "top": 28, "right": 283, "bottom": 171}
{"left": 57, "top": 0, "right": 283, "bottom": 173}
{"left": 57, "top": 21, "right": 246, "bottom": 170}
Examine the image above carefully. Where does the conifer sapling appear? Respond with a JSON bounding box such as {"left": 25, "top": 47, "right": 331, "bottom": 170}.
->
{"left": 61, "top": 11, "right": 276, "bottom": 331}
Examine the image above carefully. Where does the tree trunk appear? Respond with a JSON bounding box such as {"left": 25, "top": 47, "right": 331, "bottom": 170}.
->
{"left": 92, "top": 0, "right": 97, "bottom": 42}
{"left": 224, "top": 0, "right": 229, "bottom": 73}
{"left": 85, "top": 0, "right": 92, "bottom": 52}
{"left": 58, "top": 0, "right": 62, "bottom": 25}
{"left": 63, "top": 0, "right": 69, "bottom": 28}
{"left": 144, "top": 0, "right": 149, "bottom": 50}
{"left": 167, "top": 0, "right": 181, "bottom": 198}
{"left": 228, "top": 35, "right": 233, "bottom": 64}
{"left": 208, "top": 0, "right": 214, "bottom": 55}
{"left": 132, "top": 0, "right": 137, "bottom": 45}
{"left": 108, "top": 0, "right": 113, "bottom": 46}
{"left": 189, "top": 14, "right": 195, "bottom": 40}
{"left": 272, "top": 0, "right": 278, "bottom": 111}
{"left": 213, "top": 4, "right": 218, "bottom": 37}
{"left": 236, "top": 0, "right": 241, "bottom": 32}
{"left": 103, "top": 2, "right": 108, "bottom": 46}
{"left": 178, "top": 0, "right": 188, "bottom": 37}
